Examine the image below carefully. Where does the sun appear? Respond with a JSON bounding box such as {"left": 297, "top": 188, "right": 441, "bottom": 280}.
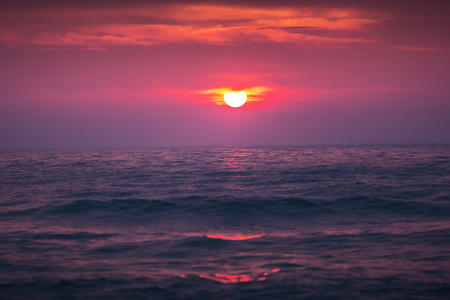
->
{"left": 224, "top": 91, "right": 247, "bottom": 108}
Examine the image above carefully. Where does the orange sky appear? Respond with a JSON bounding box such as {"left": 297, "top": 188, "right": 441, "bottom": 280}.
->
{"left": 0, "top": 0, "right": 449, "bottom": 148}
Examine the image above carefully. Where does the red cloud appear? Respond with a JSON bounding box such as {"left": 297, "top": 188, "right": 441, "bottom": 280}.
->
{"left": 0, "top": 4, "right": 384, "bottom": 49}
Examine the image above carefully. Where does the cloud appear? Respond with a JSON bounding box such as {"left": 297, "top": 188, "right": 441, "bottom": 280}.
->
{"left": 0, "top": 3, "right": 384, "bottom": 49}
{"left": 392, "top": 46, "right": 445, "bottom": 52}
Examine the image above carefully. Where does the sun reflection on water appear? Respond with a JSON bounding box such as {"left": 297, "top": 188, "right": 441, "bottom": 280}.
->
{"left": 198, "top": 268, "right": 280, "bottom": 284}
{"left": 206, "top": 234, "right": 262, "bottom": 240}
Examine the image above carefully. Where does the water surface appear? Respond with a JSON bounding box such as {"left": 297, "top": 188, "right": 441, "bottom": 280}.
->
{"left": 1, "top": 146, "right": 449, "bottom": 299}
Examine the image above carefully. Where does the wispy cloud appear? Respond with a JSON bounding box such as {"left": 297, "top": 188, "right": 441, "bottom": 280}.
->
{"left": 392, "top": 46, "right": 446, "bottom": 52}
{"left": 0, "top": 4, "right": 384, "bottom": 49}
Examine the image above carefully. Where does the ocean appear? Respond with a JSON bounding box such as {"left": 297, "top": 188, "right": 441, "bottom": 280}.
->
{"left": 0, "top": 146, "right": 449, "bottom": 299}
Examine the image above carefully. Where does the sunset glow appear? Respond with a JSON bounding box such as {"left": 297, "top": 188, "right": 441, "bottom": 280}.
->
{"left": 198, "top": 86, "right": 271, "bottom": 107}
{"left": 1, "top": 2, "right": 449, "bottom": 299}
{"left": 0, "top": 1, "right": 448, "bottom": 148}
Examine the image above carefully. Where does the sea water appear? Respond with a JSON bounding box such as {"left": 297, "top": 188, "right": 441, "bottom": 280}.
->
{"left": 0, "top": 146, "right": 449, "bottom": 299}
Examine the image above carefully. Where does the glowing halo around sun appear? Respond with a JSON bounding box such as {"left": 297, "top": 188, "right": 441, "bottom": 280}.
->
{"left": 224, "top": 91, "right": 247, "bottom": 108}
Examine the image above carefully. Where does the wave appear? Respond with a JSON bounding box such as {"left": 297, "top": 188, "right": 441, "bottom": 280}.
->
{"left": 1, "top": 274, "right": 449, "bottom": 300}
{"left": 1, "top": 195, "right": 448, "bottom": 223}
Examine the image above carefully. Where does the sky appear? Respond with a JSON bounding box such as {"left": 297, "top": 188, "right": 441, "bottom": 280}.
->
{"left": 0, "top": 0, "right": 449, "bottom": 149}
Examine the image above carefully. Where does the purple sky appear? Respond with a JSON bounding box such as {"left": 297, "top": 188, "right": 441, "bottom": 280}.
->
{"left": 1, "top": 0, "right": 449, "bottom": 148}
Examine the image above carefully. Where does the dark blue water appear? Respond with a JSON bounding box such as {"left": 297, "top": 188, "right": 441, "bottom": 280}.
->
{"left": 1, "top": 146, "right": 449, "bottom": 299}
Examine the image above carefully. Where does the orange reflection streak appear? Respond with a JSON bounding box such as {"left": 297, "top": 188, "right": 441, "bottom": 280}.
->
{"left": 199, "top": 274, "right": 254, "bottom": 283}
{"left": 198, "top": 268, "right": 280, "bottom": 284}
{"left": 206, "top": 234, "right": 262, "bottom": 240}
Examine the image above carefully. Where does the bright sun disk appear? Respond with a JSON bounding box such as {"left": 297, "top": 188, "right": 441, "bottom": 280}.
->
{"left": 224, "top": 91, "right": 247, "bottom": 108}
